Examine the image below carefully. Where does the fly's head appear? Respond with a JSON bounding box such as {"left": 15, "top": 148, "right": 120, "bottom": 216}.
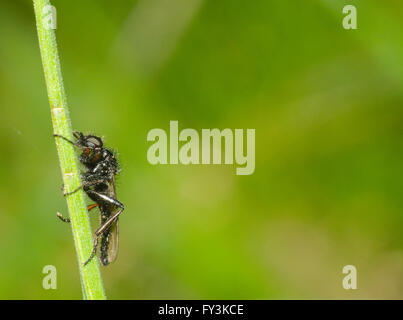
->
{"left": 73, "top": 131, "right": 105, "bottom": 169}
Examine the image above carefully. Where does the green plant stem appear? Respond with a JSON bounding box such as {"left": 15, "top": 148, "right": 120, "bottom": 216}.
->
{"left": 33, "top": 0, "right": 106, "bottom": 300}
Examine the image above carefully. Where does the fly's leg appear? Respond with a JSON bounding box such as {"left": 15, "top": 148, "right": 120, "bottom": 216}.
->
{"left": 87, "top": 203, "right": 98, "bottom": 212}
{"left": 84, "top": 236, "right": 99, "bottom": 266}
{"left": 57, "top": 203, "right": 99, "bottom": 223}
{"left": 53, "top": 134, "right": 76, "bottom": 145}
{"left": 57, "top": 212, "right": 70, "bottom": 223}
{"left": 53, "top": 132, "right": 85, "bottom": 148}
{"left": 84, "top": 208, "right": 124, "bottom": 266}
{"left": 59, "top": 181, "right": 82, "bottom": 197}
{"left": 86, "top": 190, "right": 124, "bottom": 211}
{"left": 86, "top": 209, "right": 124, "bottom": 266}
{"left": 83, "top": 191, "right": 125, "bottom": 266}
{"left": 62, "top": 184, "right": 84, "bottom": 196}
{"left": 53, "top": 132, "right": 98, "bottom": 151}
{"left": 61, "top": 177, "right": 107, "bottom": 196}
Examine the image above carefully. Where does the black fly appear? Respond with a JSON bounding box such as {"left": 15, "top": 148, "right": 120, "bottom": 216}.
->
{"left": 54, "top": 131, "right": 124, "bottom": 266}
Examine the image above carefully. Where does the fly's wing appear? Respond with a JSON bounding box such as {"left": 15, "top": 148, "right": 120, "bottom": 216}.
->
{"left": 99, "top": 176, "right": 119, "bottom": 266}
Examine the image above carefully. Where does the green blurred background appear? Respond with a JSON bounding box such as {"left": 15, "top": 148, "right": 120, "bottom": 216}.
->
{"left": 0, "top": 0, "right": 402, "bottom": 299}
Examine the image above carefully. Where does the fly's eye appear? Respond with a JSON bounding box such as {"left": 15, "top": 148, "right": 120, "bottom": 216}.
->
{"left": 85, "top": 136, "right": 103, "bottom": 148}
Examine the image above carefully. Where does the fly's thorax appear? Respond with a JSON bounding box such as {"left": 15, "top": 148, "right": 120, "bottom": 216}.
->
{"left": 79, "top": 148, "right": 102, "bottom": 169}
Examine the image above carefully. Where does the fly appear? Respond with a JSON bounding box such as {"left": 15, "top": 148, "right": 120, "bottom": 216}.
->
{"left": 54, "top": 131, "right": 124, "bottom": 266}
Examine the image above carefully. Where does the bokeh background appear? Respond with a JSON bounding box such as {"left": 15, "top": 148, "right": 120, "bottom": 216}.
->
{"left": 0, "top": 0, "right": 402, "bottom": 299}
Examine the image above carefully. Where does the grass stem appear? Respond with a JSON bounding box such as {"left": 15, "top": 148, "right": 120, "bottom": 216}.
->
{"left": 33, "top": 0, "right": 106, "bottom": 300}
